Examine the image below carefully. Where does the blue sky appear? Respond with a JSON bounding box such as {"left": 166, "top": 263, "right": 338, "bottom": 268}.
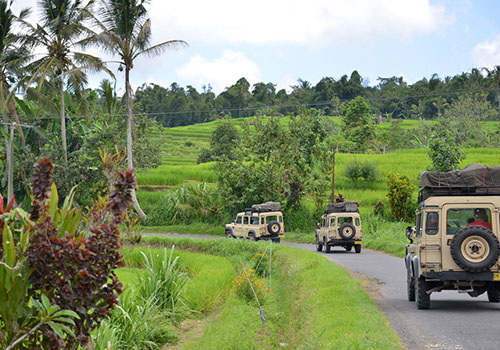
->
{"left": 12, "top": 0, "right": 500, "bottom": 95}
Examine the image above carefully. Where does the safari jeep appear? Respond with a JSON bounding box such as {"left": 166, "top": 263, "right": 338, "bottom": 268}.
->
{"left": 406, "top": 164, "right": 500, "bottom": 309}
{"left": 315, "top": 202, "right": 363, "bottom": 253}
{"left": 225, "top": 202, "right": 284, "bottom": 243}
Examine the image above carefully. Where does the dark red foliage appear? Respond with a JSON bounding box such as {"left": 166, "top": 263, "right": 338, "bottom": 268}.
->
{"left": 107, "top": 168, "right": 136, "bottom": 221}
{"left": 30, "top": 158, "right": 54, "bottom": 221}
{"left": 26, "top": 161, "right": 136, "bottom": 349}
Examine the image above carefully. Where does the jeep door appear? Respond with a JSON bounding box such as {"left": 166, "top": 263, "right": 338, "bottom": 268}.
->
{"left": 234, "top": 215, "right": 243, "bottom": 236}
{"left": 441, "top": 204, "right": 496, "bottom": 271}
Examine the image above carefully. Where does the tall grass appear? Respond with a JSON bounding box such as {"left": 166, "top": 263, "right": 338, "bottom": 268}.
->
{"left": 137, "top": 247, "right": 188, "bottom": 319}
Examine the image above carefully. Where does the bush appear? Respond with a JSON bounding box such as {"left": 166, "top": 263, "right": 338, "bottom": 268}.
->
{"left": 0, "top": 159, "right": 135, "bottom": 349}
{"left": 386, "top": 173, "right": 416, "bottom": 222}
{"left": 197, "top": 148, "right": 213, "bottom": 164}
{"left": 344, "top": 160, "right": 379, "bottom": 182}
{"left": 428, "top": 129, "right": 465, "bottom": 172}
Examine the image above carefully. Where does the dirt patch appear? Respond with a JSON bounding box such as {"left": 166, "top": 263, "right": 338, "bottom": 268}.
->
{"left": 163, "top": 312, "right": 218, "bottom": 350}
{"left": 348, "top": 269, "right": 384, "bottom": 298}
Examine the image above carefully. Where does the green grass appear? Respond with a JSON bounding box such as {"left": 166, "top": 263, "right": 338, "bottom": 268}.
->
{"left": 141, "top": 223, "right": 224, "bottom": 236}
{"left": 172, "top": 237, "right": 402, "bottom": 349}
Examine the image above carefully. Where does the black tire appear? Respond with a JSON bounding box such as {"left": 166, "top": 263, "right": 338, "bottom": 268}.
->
{"left": 487, "top": 289, "right": 500, "bottom": 303}
{"left": 271, "top": 237, "right": 281, "bottom": 244}
{"left": 267, "top": 221, "right": 281, "bottom": 235}
{"left": 354, "top": 244, "right": 361, "bottom": 254}
{"left": 450, "top": 226, "right": 500, "bottom": 272}
{"left": 345, "top": 245, "right": 352, "bottom": 252}
{"left": 248, "top": 232, "right": 257, "bottom": 241}
{"left": 416, "top": 276, "right": 430, "bottom": 309}
{"left": 324, "top": 237, "right": 331, "bottom": 253}
{"left": 339, "top": 223, "right": 356, "bottom": 240}
{"left": 316, "top": 236, "right": 323, "bottom": 251}
{"left": 407, "top": 273, "right": 416, "bottom": 302}
{"left": 225, "top": 229, "right": 234, "bottom": 238}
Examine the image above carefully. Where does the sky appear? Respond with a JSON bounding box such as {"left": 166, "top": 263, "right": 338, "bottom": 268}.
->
{"left": 10, "top": 0, "right": 500, "bottom": 95}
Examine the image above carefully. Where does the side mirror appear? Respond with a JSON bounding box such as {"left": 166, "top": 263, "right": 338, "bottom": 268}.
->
{"left": 406, "top": 226, "right": 415, "bottom": 243}
{"left": 317, "top": 223, "right": 320, "bottom": 229}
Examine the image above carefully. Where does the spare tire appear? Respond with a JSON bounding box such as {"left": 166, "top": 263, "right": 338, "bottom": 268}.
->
{"left": 450, "top": 226, "right": 500, "bottom": 272}
{"left": 339, "top": 223, "right": 356, "bottom": 240}
{"left": 267, "top": 221, "right": 281, "bottom": 235}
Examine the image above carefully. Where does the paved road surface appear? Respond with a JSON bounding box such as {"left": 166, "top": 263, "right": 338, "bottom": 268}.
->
{"left": 147, "top": 234, "right": 500, "bottom": 350}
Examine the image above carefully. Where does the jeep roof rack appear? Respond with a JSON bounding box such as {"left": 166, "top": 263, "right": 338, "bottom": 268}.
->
{"left": 244, "top": 201, "right": 281, "bottom": 214}
{"left": 325, "top": 201, "right": 359, "bottom": 214}
{"left": 419, "top": 186, "right": 500, "bottom": 203}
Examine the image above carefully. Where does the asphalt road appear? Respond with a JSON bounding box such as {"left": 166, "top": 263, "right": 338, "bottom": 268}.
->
{"left": 287, "top": 242, "right": 500, "bottom": 350}
{"left": 147, "top": 234, "right": 500, "bottom": 350}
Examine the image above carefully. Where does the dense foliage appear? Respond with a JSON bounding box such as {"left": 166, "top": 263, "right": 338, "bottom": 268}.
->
{"left": 0, "top": 158, "right": 135, "bottom": 349}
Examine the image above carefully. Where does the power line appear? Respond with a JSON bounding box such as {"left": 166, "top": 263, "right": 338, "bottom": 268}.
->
{"left": 6, "top": 86, "right": 500, "bottom": 121}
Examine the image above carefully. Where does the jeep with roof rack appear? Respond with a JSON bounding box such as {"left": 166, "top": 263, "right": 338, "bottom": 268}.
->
{"left": 225, "top": 202, "right": 284, "bottom": 243}
{"left": 315, "top": 201, "right": 363, "bottom": 253}
{"left": 406, "top": 163, "right": 500, "bottom": 309}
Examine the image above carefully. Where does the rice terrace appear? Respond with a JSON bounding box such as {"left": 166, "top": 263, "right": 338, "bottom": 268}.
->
{"left": 2, "top": 0, "right": 500, "bottom": 349}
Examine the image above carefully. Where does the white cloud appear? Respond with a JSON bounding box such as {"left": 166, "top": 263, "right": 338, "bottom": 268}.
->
{"left": 472, "top": 34, "right": 500, "bottom": 69}
{"left": 177, "top": 50, "right": 261, "bottom": 93}
{"left": 149, "top": 0, "right": 453, "bottom": 46}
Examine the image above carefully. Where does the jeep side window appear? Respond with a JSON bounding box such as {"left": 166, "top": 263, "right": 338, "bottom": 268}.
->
{"left": 447, "top": 208, "right": 492, "bottom": 234}
{"left": 266, "top": 215, "right": 278, "bottom": 224}
{"left": 251, "top": 217, "right": 259, "bottom": 225}
{"left": 330, "top": 217, "right": 336, "bottom": 227}
{"left": 261, "top": 217, "right": 265, "bottom": 225}
{"left": 425, "top": 212, "right": 439, "bottom": 235}
{"left": 415, "top": 213, "right": 422, "bottom": 237}
{"left": 278, "top": 216, "right": 283, "bottom": 223}
{"left": 355, "top": 218, "right": 360, "bottom": 226}
{"left": 236, "top": 216, "right": 242, "bottom": 224}
{"left": 243, "top": 217, "right": 249, "bottom": 225}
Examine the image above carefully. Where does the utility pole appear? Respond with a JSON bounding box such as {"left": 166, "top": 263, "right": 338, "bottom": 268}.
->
{"left": 331, "top": 146, "right": 335, "bottom": 204}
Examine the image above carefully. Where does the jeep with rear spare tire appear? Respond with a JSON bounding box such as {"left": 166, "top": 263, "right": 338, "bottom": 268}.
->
{"left": 315, "top": 202, "right": 363, "bottom": 253}
{"left": 225, "top": 202, "right": 284, "bottom": 243}
{"left": 406, "top": 164, "right": 500, "bottom": 309}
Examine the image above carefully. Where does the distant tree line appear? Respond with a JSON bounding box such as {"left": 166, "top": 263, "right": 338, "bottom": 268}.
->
{"left": 134, "top": 68, "right": 500, "bottom": 127}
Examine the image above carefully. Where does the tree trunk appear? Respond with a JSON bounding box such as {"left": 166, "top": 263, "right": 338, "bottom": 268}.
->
{"left": 8, "top": 123, "right": 13, "bottom": 201}
{"left": 125, "top": 67, "right": 147, "bottom": 220}
{"left": 60, "top": 78, "right": 68, "bottom": 167}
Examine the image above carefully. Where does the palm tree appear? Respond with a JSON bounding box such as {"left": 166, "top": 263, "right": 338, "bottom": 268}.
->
{"left": 26, "top": 0, "right": 112, "bottom": 167}
{"left": 0, "top": 0, "right": 32, "bottom": 200}
{"left": 95, "top": 0, "right": 187, "bottom": 219}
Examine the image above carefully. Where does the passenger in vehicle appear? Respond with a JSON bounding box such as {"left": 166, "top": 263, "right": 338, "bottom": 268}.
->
{"left": 467, "top": 208, "right": 492, "bottom": 230}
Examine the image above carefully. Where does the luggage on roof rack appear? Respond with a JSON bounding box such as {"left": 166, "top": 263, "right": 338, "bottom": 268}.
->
{"left": 418, "top": 164, "right": 500, "bottom": 202}
{"left": 325, "top": 202, "right": 359, "bottom": 213}
{"left": 245, "top": 201, "right": 281, "bottom": 213}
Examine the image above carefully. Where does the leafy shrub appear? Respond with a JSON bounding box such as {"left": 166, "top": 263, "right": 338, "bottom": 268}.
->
{"left": 344, "top": 160, "right": 379, "bottom": 182}
{"left": 0, "top": 159, "right": 135, "bottom": 349}
{"left": 197, "top": 148, "right": 213, "bottom": 164}
{"left": 386, "top": 173, "right": 416, "bottom": 222}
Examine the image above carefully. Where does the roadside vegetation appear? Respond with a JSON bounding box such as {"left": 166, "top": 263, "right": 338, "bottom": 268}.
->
{"left": 97, "top": 236, "right": 402, "bottom": 349}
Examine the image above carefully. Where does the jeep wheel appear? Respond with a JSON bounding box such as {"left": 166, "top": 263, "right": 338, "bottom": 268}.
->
{"left": 267, "top": 221, "right": 281, "bottom": 235}
{"left": 407, "top": 274, "right": 416, "bottom": 302}
{"left": 345, "top": 245, "right": 352, "bottom": 252}
{"left": 324, "top": 238, "right": 331, "bottom": 253}
{"left": 316, "top": 236, "right": 323, "bottom": 251}
{"left": 339, "top": 223, "right": 356, "bottom": 240}
{"left": 248, "top": 233, "right": 257, "bottom": 241}
{"left": 271, "top": 237, "right": 281, "bottom": 244}
{"left": 416, "top": 277, "right": 430, "bottom": 309}
{"left": 487, "top": 289, "right": 500, "bottom": 303}
{"left": 354, "top": 244, "right": 361, "bottom": 254}
{"left": 225, "top": 229, "right": 234, "bottom": 238}
{"left": 450, "top": 226, "right": 500, "bottom": 272}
